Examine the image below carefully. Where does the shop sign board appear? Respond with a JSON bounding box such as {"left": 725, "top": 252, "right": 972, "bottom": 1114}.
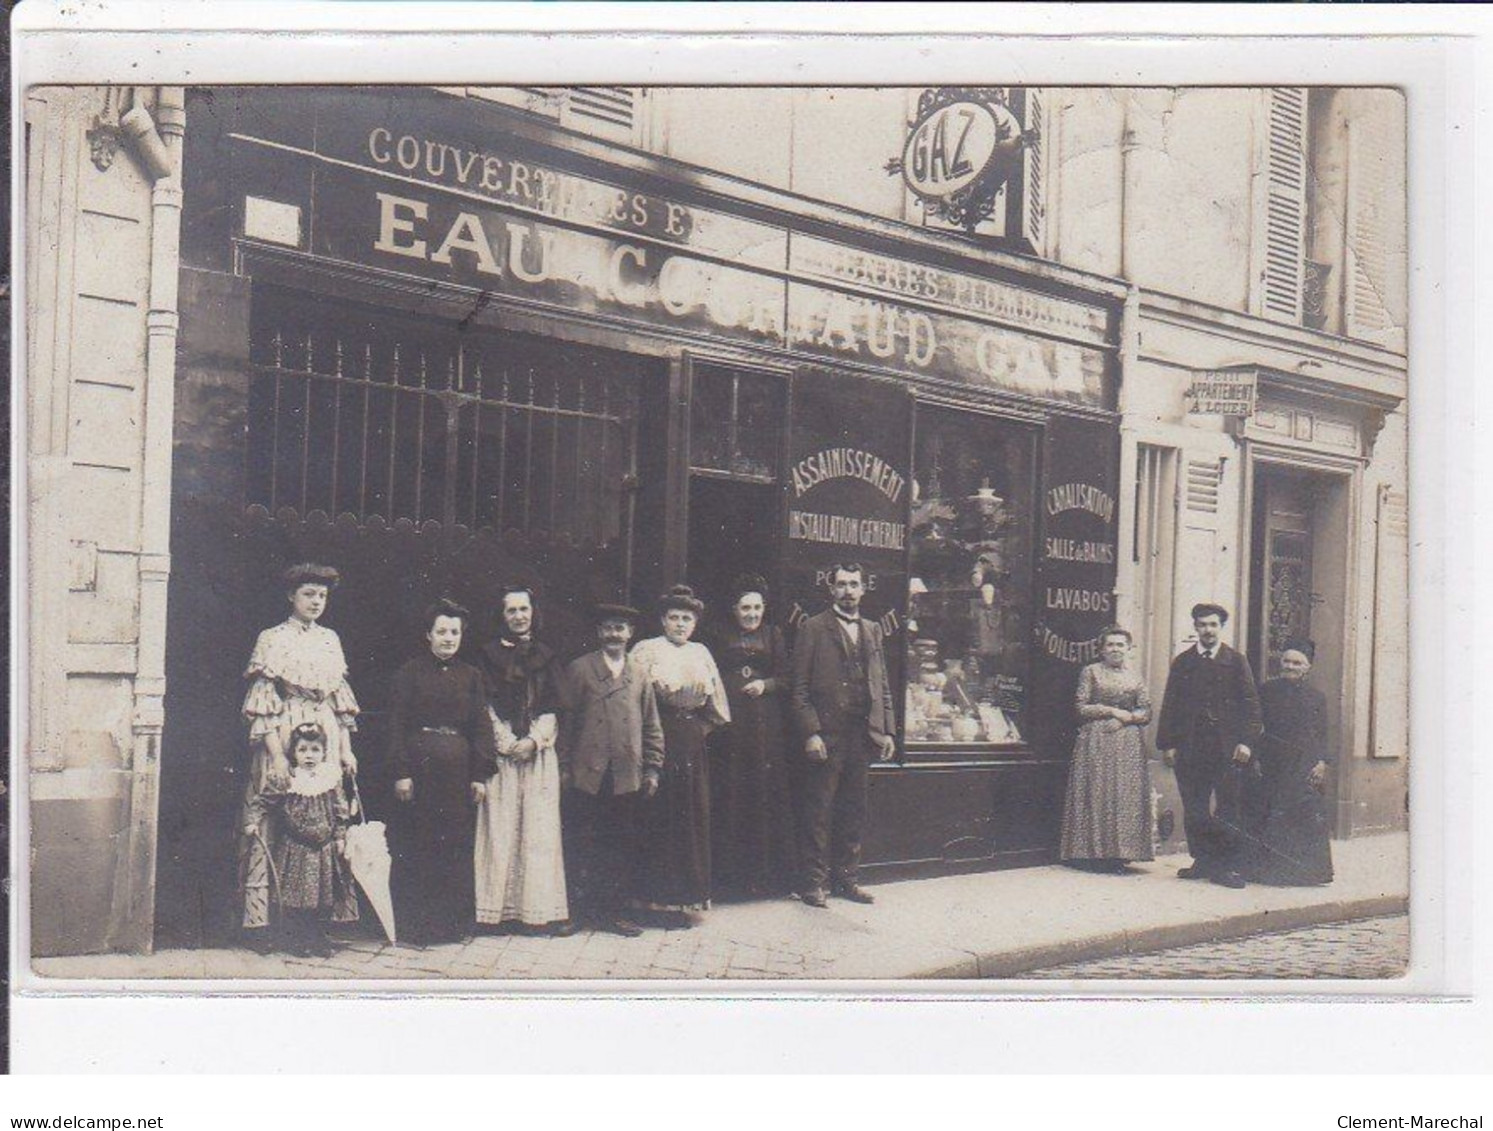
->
{"left": 233, "top": 90, "right": 1117, "bottom": 408}
{"left": 312, "top": 168, "right": 789, "bottom": 350}
{"left": 781, "top": 371, "right": 911, "bottom": 690}
{"left": 310, "top": 93, "right": 789, "bottom": 268}
{"left": 786, "top": 283, "right": 1109, "bottom": 406}
{"left": 1186, "top": 368, "right": 1258, "bottom": 417}
{"left": 790, "top": 235, "right": 1113, "bottom": 348}
{"left": 1025, "top": 415, "right": 1121, "bottom": 755}
{"left": 900, "top": 99, "right": 1006, "bottom": 200}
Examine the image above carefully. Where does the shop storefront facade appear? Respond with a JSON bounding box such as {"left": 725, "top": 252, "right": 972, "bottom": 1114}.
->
{"left": 1114, "top": 291, "right": 1408, "bottom": 852}
{"left": 138, "top": 86, "right": 1131, "bottom": 945}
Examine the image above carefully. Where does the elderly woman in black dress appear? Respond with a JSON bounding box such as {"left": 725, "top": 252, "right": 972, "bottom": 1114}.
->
{"left": 1247, "top": 638, "right": 1333, "bottom": 885}
{"left": 388, "top": 598, "right": 496, "bottom": 946}
{"left": 709, "top": 574, "right": 797, "bottom": 898}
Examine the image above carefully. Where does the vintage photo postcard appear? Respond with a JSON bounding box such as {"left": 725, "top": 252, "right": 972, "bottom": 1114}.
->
{"left": 18, "top": 78, "right": 1411, "bottom": 987}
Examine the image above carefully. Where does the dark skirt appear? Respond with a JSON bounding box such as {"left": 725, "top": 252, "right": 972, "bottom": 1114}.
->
{"left": 637, "top": 708, "right": 712, "bottom": 908}
{"left": 1248, "top": 749, "right": 1334, "bottom": 885}
{"left": 711, "top": 692, "right": 796, "bottom": 895}
{"left": 391, "top": 730, "right": 477, "bottom": 943}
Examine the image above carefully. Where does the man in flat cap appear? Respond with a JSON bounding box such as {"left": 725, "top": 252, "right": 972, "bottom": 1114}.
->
{"left": 1156, "top": 602, "right": 1264, "bottom": 889}
{"left": 557, "top": 603, "right": 665, "bottom": 936}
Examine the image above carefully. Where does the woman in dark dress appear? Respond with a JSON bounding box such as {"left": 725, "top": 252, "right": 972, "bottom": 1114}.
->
{"left": 709, "top": 574, "right": 797, "bottom": 898}
{"left": 1249, "top": 638, "right": 1333, "bottom": 885}
{"left": 388, "top": 599, "right": 497, "bottom": 946}
{"left": 631, "top": 585, "right": 730, "bottom": 927}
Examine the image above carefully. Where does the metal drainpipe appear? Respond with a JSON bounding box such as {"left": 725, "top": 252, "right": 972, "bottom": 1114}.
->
{"left": 1113, "top": 97, "right": 1143, "bottom": 646}
{"left": 107, "top": 86, "right": 185, "bottom": 954}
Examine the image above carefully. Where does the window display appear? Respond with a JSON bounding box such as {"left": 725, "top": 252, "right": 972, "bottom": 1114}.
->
{"left": 904, "top": 407, "right": 1036, "bottom": 747}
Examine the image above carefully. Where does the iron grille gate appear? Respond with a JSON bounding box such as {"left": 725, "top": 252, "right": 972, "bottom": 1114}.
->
{"left": 247, "top": 297, "right": 639, "bottom": 551}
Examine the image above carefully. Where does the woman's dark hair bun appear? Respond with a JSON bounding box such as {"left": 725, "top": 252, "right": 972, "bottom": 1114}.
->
{"left": 658, "top": 584, "right": 705, "bottom": 616}
{"left": 422, "top": 596, "right": 471, "bottom": 633}
{"left": 283, "top": 562, "right": 341, "bottom": 592}
{"left": 729, "top": 573, "right": 769, "bottom": 603}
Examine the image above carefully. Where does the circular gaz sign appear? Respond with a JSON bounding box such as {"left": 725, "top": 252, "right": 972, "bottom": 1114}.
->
{"left": 901, "top": 100, "right": 1002, "bottom": 199}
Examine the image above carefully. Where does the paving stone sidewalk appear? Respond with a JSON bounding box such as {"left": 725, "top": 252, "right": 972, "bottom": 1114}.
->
{"left": 31, "top": 832, "right": 1407, "bottom": 985}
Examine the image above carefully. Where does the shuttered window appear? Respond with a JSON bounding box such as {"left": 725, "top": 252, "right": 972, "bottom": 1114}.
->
{"left": 1185, "top": 458, "right": 1223, "bottom": 515}
{"left": 561, "top": 87, "right": 643, "bottom": 143}
{"left": 1345, "top": 109, "right": 1397, "bottom": 346}
{"left": 463, "top": 86, "right": 644, "bottom": 145}
{"left": 464, "top": 86, "right": 566, "bottom": 119}
{"left": 1260, "top": 87, "right": 1309, "bottom": 324}
{"left": 1369, "top": 485, "right": 1409, "bottom": 759}
{"left": 1021, "top": 88, "right": 1048, "bottom": 255}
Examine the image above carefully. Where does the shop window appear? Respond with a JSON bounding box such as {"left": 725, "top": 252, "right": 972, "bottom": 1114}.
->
{"left": 905, "top": 406, "right": 1037, "bottom": 748}
{"left": 688, "top": 364, "right": 781, "bottom": 482}
{"left": 247, "top": 291, "right": 637, "bottom": 548}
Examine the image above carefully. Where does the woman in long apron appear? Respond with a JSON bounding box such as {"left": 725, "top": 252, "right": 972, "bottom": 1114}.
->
{"left": 474, "top": 585, "right": 572, "bottom": 935}
{"left": 631, "top": 585, "right": 730, "bottom": 928}
{"left": 387, "top": 599, "right": 496, "bottom": 946}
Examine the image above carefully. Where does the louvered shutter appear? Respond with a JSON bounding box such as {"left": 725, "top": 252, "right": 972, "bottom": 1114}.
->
{"left": 464, "top": 87, "right": 566, "bottom": 119}
{"left": 1370, "top": 485, "right": 1408, "bottom": 759}
{"left": 1345, "top": 111, "right": 1393, "bottom": 345}
{"left": 1020, "top": 87, "right": 1048, "bottom": 254}
{"left": 1184, "top": 458, "right": 1222, "bottom": 515}
{"left": 1178, "top": 456, "right": 1225, "bottom": 645}
{"left": 1260, "top": 87, "right": 1308, "bottom": 324}
{"left": 562, "top": 87, "right": 641, "bottom": 143}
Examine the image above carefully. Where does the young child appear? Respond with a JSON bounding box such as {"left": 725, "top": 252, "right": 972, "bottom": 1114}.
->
{"left": 243, "top": 722, "right": 358, "bottom": 957}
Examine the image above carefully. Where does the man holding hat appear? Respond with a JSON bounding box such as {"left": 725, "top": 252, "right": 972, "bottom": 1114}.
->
{"left": 557, "top": 603, "right": 665, "bottom": 936}
{"left": 1157, "top": 602, "right": 1264, "bottom": 889}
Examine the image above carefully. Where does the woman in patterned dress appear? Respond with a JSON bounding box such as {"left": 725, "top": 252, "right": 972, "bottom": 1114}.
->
{"left": 473, "top": 585, "right": 573, "bottom": 935}
{"left": 631, "top": 585, "right": 731, "bottom": 927}
{"left": 1059, "top": 626, "right": 1155, "bottom": 872}
{"left": 239, "top": 563, "right": 360, "bottom": 953}
{"left": 243, "top": 723, "right": 357, "bottom": 957}
{"left": 708, "top": 574, "right": 796, "bottom": 899}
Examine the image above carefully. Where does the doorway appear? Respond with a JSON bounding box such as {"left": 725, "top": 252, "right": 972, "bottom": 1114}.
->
{"left": 681, "top": 362, "right": 786, "bottom": 636}
{"left": 687, "top": 477, "right": 781, "bottom": 634}
{"left": 1249, "top": 468, "right": 1317, "bottom": 679}
{"left": 1246, "top": 460, "right": 1353, "bottom": 823}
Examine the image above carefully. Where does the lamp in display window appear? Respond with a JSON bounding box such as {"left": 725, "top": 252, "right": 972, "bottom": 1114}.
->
{"left": 905, "top": 419, "right": 1033, "bottom": 747}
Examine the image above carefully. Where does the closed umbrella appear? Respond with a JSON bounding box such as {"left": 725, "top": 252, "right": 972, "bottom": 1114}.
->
{"left": 344, "top": 776, "right": 397, "bottom": 944}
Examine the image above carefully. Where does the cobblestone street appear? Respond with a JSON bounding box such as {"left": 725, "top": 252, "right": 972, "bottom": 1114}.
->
{"left": 1024, "top": 914, "right": 1409, "bottom": 980}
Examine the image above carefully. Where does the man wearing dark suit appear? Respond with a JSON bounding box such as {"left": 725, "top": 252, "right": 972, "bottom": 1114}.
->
{"left": 790, "top": 563, "right": 897, "bottom": 908}
{"left": 557, "top": 604, "right": 665, "bottom": 936}
{"left": 1156, "top": 602, "right": 1264, "bottom": 889}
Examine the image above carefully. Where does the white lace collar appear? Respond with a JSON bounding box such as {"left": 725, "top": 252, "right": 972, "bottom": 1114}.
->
{"left": 286, "top": 758, "right": 342, "bottom": 797}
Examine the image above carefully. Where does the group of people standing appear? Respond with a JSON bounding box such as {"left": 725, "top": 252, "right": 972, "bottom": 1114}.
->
{"left": 1058, "top": 603, "right": 1334, "bottom": 890}
{"left": 235, "top": 563, "right": 1331, "bottom": 958}
{"left": 237, "top": 560, "right": 896, "bottom": 954}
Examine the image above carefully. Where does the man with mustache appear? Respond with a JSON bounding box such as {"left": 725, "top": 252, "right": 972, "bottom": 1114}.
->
{"left": 557, "top": 603, "right": 665, "bottom": 937}
{"left": 1157, "top": 602, "right": 1264, "bottom": 889}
